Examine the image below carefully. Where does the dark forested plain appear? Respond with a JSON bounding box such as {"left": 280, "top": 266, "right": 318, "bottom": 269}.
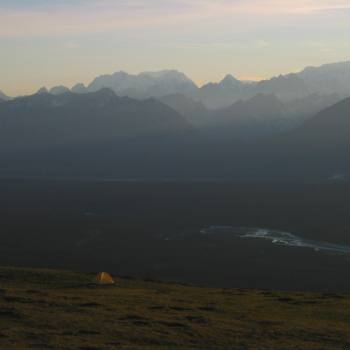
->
{"left": 1, "top": 179, "right": 350, "bottom": 292}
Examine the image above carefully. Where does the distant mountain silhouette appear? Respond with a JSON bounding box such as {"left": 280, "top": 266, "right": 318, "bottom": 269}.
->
{"left": 218, "top": 94, "right": 286, "bottom": 121}
{"left": 208, "top": 92, "right": 343, "bottom": 139}
{"left": 42, "top": 73, "right": 341, "bottom": 137}
{"left": 283, "top": 93, "right": 341, "bottom": 127}
{"left": 193, "top": 75, "right": 250, "bottom": 109}
{"left": 2, "top": 61, "right": 350, "bottom": 109}
{"left": 2, "top": 61, "right": 343, "bottom": 111}
{"left": 254, "top": 74, "right": 309, "bottom": 101}
{"left": 193, "top": 62, "right": 350, "bottom": 108}
{"left": 37, "top": 87, "right": 49, "bottom": 94}
{"left": 1, "top": 89, "right": 349, "bottom": 181}
{"left": 251, "top": 97, "right": 350, "bottom": 180}
{"left": 159, "top": 94, "right": 212, "bottom": 126}
{"left": 87, "top": 70, "right": 198, "bottom": 99}
{"left": 299, "top": 62, "right": 350, "bottom": 97}
{"left": 202, "top": 94, "right": 288, "bottom": 139}
{"left": 0, "top": 89, "right": 192, "bottom": 154}
{"left": 0, "top": 90, "right": 11, "bottom": 101}
{"left": 1, "top": 61, "right": 350, "bottom": 180}
{"left": 160, "top": 93, "right": 342, "bottom": 140}
{"left": 71, "top": 83, "right": 88, "bottom": 94}
{"left": 290, "top": 97, "right": 350, "bottom": 148}
{"left": 49, "top": 85, "right": 70, "bottom": 95}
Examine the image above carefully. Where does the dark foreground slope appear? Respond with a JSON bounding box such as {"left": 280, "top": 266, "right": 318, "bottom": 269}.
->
{"left": 1, "top": 266, "right": 350, "bottom": 350}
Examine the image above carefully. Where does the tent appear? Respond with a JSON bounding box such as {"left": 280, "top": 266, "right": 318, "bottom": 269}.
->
{"left": 95, "top": 272, "right": 115, "bottom": 285}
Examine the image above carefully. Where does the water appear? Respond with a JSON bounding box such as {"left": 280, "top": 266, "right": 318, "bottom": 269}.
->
{"left": 200, "top": 226, "right": 350, "bottom": 255}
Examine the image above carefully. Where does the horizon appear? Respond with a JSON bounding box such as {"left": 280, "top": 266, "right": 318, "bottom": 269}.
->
{"left": 1, "top": 0, "right": 350, "bottom": 96}
{"left": 2, "top": 60, "right": 350, "bottom": 98}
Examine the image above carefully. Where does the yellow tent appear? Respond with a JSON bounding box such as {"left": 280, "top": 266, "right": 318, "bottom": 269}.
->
{"left": 95, "top": 272, "right": 115, "bottom": 285}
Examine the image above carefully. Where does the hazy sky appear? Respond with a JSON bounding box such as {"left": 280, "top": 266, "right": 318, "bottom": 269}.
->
{"left": 1, "top": 0, "right": 350, "bottom": 95}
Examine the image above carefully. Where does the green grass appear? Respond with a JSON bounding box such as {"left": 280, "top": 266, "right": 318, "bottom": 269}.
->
{"left": 0, "top": 267, "right": 350, "bottom": 349}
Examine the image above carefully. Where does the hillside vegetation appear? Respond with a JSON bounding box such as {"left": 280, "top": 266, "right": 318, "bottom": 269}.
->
{"left": 0, "top": 267, "right": 350, "bottom": 349}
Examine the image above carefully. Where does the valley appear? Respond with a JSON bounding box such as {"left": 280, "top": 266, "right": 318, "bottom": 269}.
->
{"left": 1, "top": 179, "right": 350, "bottom": 292}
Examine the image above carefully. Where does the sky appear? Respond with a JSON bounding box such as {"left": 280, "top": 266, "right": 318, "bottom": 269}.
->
{"left": 1, "top": 0, "right": 350, "bottom": 96}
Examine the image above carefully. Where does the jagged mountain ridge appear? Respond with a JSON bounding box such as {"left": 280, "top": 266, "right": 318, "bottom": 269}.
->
{"left": 0, "top": 90, "right": 11, "bottom": 101}
{"left": 193, "top": 62, "right": 350, "bottom": 108}
{"left": 87, "top": 70, "right": 198, "bottom": 100}
{"left": 201, "top": 94, "right": 288, "bottom": 139}
{"left": 159, "top": 93, "right": 211, "bottom": 126}
{"left": 160, "top": 92, "right": 342, "bottom": 139}
{"left": 14, "top": 61, "right": 349, "bottom": 110}
{"left": 1, "top": 88, "right": 350, "bottom": 181}
{"left": 299, "top": 61, "right": 350, "bottom": 96}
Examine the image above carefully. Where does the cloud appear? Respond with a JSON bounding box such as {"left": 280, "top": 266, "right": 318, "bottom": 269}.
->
{"left": 3, "top": 0, "right": 350, "bottom": 13}
{"left": 257, "top": 40, "right": 270, "bottom": 48}
{"left": 196, "top": 0, "right": 350, "bottom": 16}
{"left": 63, "top": 41, "right": 80, "bottom": 49}
{"left": 0, "top": 0, "right": 349, "bottom": 38}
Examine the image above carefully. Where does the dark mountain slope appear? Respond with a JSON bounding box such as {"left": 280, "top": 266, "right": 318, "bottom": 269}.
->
{"left": 159, "top": 93, "right": 212, "bottom": 126}
{"left": 1, "top": 91, "right": 350, "bottom": 181}
{"left": 193, "top": 74, "right": 250, "bottom": 109}
{"left": 160, "top": 92, "right": 343, "bottom": 139}
{"left": 254, "top": 97, "right": 350, "bottom": 180}
{"left": 215, "top": 94, "right": 286, "bottom": 125}
{"left": 202, "top": 94, "right": 288, "bottom": 139}
{"left": 293, "top": 97, "right": 350, "bottom": 144}
{"left": 0, "top": 89, "right": 192, "bottom": 153}
{"left": 255, "top": 74, "right": 310, "bottom": 101}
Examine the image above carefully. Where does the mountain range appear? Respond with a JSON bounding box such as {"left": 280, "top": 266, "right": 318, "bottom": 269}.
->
{"left": 192, "top": 61, "right": 350, "bottom": 108}
{"left": 0, "top": 89, "right": 191, "bottom": 154}
{"left": 0, "top": 86, "right": 350, "bottom": 181}
{"left": 80, "top": 70, "right": 197, "bottom": 100}
{"left": 15, "top": 61, "right": 347, "bottom": 111}
{"left": 159, "top": 91, "right": 340, "bottom": 139}
{"left": 1, "top": 61, "right": 350, "bottom": 180}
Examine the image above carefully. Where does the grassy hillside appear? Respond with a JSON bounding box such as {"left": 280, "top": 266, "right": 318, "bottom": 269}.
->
{"left": 0, "top": 267, "right": 350, "bottom": 349}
